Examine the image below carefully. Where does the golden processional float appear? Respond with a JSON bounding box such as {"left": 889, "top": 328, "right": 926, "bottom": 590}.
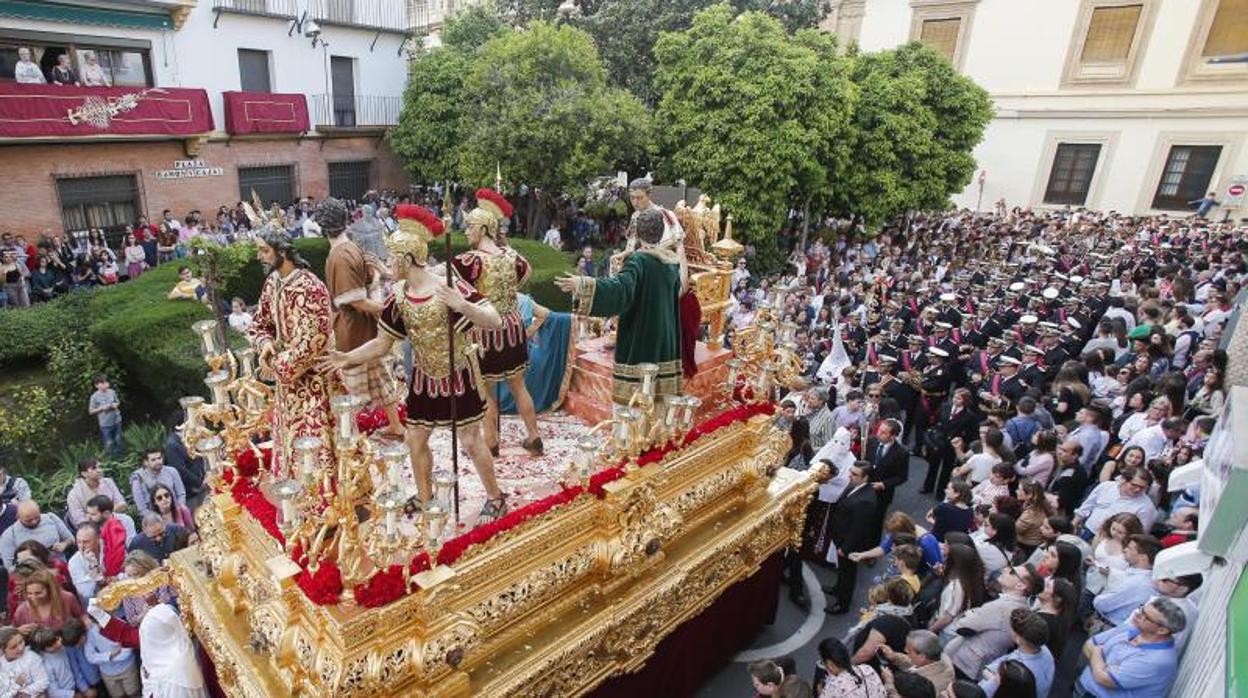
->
{"left": 105, "top": 194, "right": 823, "bottom": 697}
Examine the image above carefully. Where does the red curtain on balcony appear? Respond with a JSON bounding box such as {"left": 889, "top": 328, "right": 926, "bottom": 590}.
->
{"left": 0, "top": 83, "right": 212, "bottom": 138}
{"left": 222, "top": 91, "right": 310, "bottom": 135}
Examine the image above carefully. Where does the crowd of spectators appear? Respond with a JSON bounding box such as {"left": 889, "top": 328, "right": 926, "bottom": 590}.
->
{"left": 0, "top": 380, "right": 210, "bottom": 696}
{"left": 0, "top": 190, "right": 414, "bottom": 309}
{"left": 741, "top": 206, "right": 1242, "bottom": 698}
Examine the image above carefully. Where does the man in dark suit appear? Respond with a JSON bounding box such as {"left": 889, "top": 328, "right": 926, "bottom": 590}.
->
{"left": 821, "top": 462, "right": 878, "bottom": 614}
{"left": 866, "top": 419, "right": 909, "bottom": 540}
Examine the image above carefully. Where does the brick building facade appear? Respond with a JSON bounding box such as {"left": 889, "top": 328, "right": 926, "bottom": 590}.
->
{"left": 0, "top": 135, "right": 411, "bottom": 236}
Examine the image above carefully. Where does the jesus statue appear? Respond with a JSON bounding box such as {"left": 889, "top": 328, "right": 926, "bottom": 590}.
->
{"left": 555, "top": 208, "right": 684, "bottom": 404}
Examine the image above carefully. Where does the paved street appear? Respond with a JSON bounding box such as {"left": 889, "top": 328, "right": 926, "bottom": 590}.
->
{"left": 696, "top": 453, "right": 936, "bottom": 696}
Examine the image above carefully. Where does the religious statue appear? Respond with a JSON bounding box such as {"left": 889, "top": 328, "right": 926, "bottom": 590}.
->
{"left": 452, "top": 189, "right": 543, "bottom": 456}
{"left": 556, "top": 208, "right": 685, "bottom": 403}
{"left": 320, "top": 197, "right": 402, "bottom": 436}
{"left": 249, "top": 226, "right": 334, "bottom": 475}
{"left": 674, "top": 194, "right": 722, "bottom": 266}
{"left": 324, "top": 204, "right": 510, "bottom": 522}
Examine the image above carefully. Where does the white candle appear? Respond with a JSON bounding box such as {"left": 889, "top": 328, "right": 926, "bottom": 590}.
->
{"left": 385, "top": 509, "right": 398, "bottom": 537}
{"left": 280, "top": 498, "right": 294, "bottom": 525}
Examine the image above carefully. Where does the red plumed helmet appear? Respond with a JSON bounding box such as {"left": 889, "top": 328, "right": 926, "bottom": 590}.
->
{"left": 474, "top": 188, "right": 514, "bottom": 220}
{"left": 394, "top": 203, "right": 445, "bottom": 237}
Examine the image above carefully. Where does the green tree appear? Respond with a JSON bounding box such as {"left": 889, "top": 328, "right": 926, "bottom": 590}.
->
{"left": 457, "top": 22, "right": 652, "bottom": 198}
{"left": 573, "top": 0, "right": 831, "bottom": 105}
{"left": 441, "top": 3, "right": 509, "bottom": 51}
{"left": 653, "top": 5, "right": 854, "bottom": 267}
{"left": 831, "top": 42, "right": 993, "bottom": 226}
{"left": 389, "top": 47, "right": 471, "bottom": 185}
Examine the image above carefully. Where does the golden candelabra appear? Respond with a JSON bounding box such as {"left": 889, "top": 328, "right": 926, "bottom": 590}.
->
{"left": 727, "top": 286, "right": 805, "bottom": 400}
{"left": 178, "top": 321, "right": 439, "bottom": 598}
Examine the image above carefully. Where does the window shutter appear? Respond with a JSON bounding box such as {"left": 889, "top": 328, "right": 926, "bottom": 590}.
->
{"left": 920, "top": 18, "right": 962, "bottom": 62}
{"left": 1081, "top": 4, "right": 1143, "bottom": 62}
{"left": 1203, "top": 0, "right": 1248, "bottom": 58}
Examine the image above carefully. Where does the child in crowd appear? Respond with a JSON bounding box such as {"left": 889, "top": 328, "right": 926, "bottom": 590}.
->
{"left": 30, "top": 626, "right": 76, "bottom": 698}
{"left": 0, "top": 625, "right": 48, "bottom": 696}
{"left": 85, "top": 614, "right": 139, "bottom": 698}
{"left": 61, "top": 618, "right": 101, "bottom": 697}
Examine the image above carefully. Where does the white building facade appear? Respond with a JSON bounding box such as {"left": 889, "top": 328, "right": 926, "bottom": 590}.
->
{"left": 0, "top": 0, "right": 466, "bottom": 235}
{"left": 827, "top": 0, "right": 1248, "bottom": 218}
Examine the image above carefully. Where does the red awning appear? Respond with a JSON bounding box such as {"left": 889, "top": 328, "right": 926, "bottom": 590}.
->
{"left": 223, "top": 91, "right": 310, "bottom": 135}
{"left": 0, "top": 83, "right": 212, "bottom": 138}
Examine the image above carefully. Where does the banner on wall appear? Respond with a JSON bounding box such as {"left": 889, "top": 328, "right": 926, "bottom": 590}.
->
{"left": 0, "top": 83, "right": 213, "bottom": 138}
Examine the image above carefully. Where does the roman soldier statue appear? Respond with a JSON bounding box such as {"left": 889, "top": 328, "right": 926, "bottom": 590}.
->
{"left": 452, "top": 188, "right": 543, "bottom": 456}
{"left": 325, "top": 204, "right": 510, "bottom": 523}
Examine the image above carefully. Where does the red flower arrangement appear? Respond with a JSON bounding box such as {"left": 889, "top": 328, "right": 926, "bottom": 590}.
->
{"left": 352, "top": 564, "right": 407, "bottom": 607}
{"left": 220, "top": 401, "right": 774, "bottom": 608}
{"left": 232, "top": 445, "right": 272, "bottom": 478}
{"left": 297, "top": 562, "right": 344, "bottom": 605}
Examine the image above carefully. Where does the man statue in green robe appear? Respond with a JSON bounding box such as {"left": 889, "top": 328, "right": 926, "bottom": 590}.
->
{"left": 555, "top": 208, "right": 685, "bottom": 404}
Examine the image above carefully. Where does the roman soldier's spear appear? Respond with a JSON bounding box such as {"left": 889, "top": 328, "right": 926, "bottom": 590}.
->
{"left": 442, "top": 182, "right": 460, "bottom": 526}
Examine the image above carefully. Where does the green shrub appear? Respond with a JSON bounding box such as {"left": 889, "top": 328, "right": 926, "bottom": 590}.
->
{"left": 26, "top": 465, "right": 81, "bottom": 515}
{"left": 0, "top": 291, "right": 92, "bottom": 365}
{"left": 47, "top": 335, "right": 124, "bottom": 434}
{"left": 0, "top": 385, "right": 57, "bottom": 466}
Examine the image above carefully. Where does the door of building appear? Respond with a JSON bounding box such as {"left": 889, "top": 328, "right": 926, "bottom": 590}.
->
{"left": 330, "top": 56, "right": 355, "bottom": 127}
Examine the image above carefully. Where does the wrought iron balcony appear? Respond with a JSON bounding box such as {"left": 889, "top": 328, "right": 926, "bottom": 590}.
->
{"left": 211, "top": 0, "right": 298, "bottom": 18}
{"left": 310, "top": 93, "right": 401, "bottom": 129}
{"left": 310, "top": 0, "right": 407, "bottom": 33}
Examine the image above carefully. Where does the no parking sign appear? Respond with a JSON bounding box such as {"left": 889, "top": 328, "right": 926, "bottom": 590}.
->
{"left": 1227, "top": 176, "right": 1247, "bottom": 207}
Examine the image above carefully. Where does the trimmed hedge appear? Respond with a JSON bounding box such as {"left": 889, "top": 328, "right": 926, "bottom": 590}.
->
{"left": 0, "top": 235, "right": 573, "bottom": 414}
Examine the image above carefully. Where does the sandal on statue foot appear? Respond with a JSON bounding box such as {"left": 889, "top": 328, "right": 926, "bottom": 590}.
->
{"left": 403, "top": 496, "right": 427, "bottom": 518}
{"left": 478, "top": 496, "right": 509, "bottom": 523}
{"left": 522, "top": 437, "right": 544, "bottom": 456}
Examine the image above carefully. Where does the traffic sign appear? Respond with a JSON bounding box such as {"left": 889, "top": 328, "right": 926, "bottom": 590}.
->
{"left": 1227, "top": 176, "right": 1247, "bottom": 207}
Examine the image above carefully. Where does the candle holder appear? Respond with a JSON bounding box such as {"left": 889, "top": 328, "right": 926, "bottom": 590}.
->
{"left": 181, "top": 396, "right": 205, "bottom": 433}
{"left": 424, "top": 505, "right": 448, "bottom": 561}
{"left": 205, "top": 370, "right": 231, "bottom": 408}
{"left": 293, "top": 436, "right": 322, "bottom": 488}
{"left": 235, "top": 347, "right": 256, "bottom": 379}
{"left": 575, "top": 435, "right": 599, "bottom": 489}
{"left": 433, "top": 475, "right": 455, "bottom": 513}
{"left": 724, "top": 358, "right": 743, "bottom": 397}
{"left": 755, "top": 362, "right": 776, "bottom": 403}
{"left": 613, "top": 407, "right": 637, "bottom": 459}
{"left": 273, "top": 478, "right": 304, "bottom": 550}
{"left": 637, "top": 363, "right": 659, "bottom": 399}
{"left": 331, "top": 395, "right": 366, "bottom": 451}
{"left": 192, "top": 319, "right": 220, "bottom": 360}
{"left": 196, "top": 435, "right": 225, "bottom": 486}
{"left": 380, "top": 443, "right": 409, "bottom": 493}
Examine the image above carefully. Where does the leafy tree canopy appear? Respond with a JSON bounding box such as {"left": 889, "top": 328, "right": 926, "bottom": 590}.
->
{"left": 459, "top": 22, "right": 652, "bottom": 193}
{"left": 570, "top": 0, "right": 832, "bottom": 105}
{"left": 831, "top": 42, "right": 993, "bottom": 226}
{"left": 653, "top": 5, "right": 854, "bottom": 267}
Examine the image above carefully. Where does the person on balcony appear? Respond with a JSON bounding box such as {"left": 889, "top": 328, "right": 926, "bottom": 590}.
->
{"left": 81, "top": 51, "right": 110, "bottom": 86}
{"left": 50, "top": 53, "right": 79, "bottom": 86}
{"left": 14, "top": 47, "right": 45, "bottom": 84}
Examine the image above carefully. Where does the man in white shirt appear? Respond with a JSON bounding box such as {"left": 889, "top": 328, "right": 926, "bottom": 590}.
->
{"left": 68, "top": 525, "right": 106, "bottom": 605}
{"left": 1073, "top": 466, "right": 1158, "bottom": 539}
{"left": 1124, "top": 417, "right": 1186, "bottom": 461}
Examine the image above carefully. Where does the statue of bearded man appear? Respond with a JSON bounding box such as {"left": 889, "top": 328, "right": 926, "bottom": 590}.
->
{"left": 249, "top": 228, "right": 334, "bottom": 475}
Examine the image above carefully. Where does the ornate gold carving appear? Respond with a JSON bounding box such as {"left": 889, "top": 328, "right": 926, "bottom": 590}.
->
{"left": 169, "top": 409, "right": 815, "bottom": 697}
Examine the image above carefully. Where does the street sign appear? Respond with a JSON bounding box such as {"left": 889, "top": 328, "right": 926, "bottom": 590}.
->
{"left": 1227, "top": 176, "right": 1247, "bottom": 207}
